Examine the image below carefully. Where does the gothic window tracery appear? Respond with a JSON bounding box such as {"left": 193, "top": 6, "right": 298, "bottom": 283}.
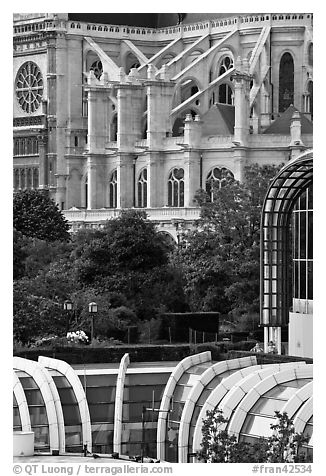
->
{"left": 15, "top": 62, "right": 43, "bottom": 114}
{"left": 137, "top": 168, "right": 147, "bottom": 208}
{"left": 219, "top": 56, "right": 234, "bottom": 76}
{"left": 168, "top": 168, "right": 184, "bottom": 207}
{"left": 218, "top": 83, "right": 233, "bottom": 105}
{"left": 205, "top": 167, "right": 234, "bottom": 201}
{"left": 279, "top": 52, "right": 294, "bottom": 113}
{"left": 109, "top": 170, "right": 117, "bottom": 208}
{"left": 90, "top": 60, "right": 103, "bottom": 79}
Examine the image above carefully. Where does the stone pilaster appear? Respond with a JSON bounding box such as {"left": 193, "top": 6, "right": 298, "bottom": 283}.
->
{"left": 117, "top": 153, "right": 134, "bottom": 208}
{"left": 116, "top": 83, "right": 143, "bottom": 152}
{"left": 145, "top": 75, "right": 175, "bottom": 149}
{"left": 145, "top": 152, "right": 164, "bottom": 208}
{"left": 183, "top": 151, "right": 201, "bottom": 207}
{"left": 37, "top": 134, "right": 48, "bottom": 188}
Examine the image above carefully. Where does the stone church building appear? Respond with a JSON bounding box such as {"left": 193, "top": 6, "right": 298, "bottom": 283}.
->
{"left": 13, "top": 13, "right": 313, "bottom": 239}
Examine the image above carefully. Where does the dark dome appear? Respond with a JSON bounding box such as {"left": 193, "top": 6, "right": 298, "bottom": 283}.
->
{"left": 68, "top": 13, "right": 242, "bottom": 28}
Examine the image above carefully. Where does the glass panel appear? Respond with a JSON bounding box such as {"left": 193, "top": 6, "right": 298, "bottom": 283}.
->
{"left": 190, "top": 405, "right": 203, "bottom": 426}
{"left": 52, "top": 375, "right": 71, "bottom": 388}
{"left": 29, "top": 406, "right": 48, "bottom": 426}
{"left": 263, "top": 380, "right": 312, "bottom": 399}
{"left": 241, "top": 414, "right": 274, "bottom": 437}
{"left": 173, "top": 385, "right": 191, "bottom": 401}
{"left": 168, "top": 181, "right": 172, "bottom": 206}
{"left": 92, "top": 424, "right": 114, "bottom": 445}
{"left": 300, "top": 261, "right": 306, "bottom": 299}
{"left": 86, "top": 387, "right": 116, "bottom": 403}
{"left": 33, "top": 426, "right": 49, "bottom": 448}
{"left": 293, "top": 212, "right": 299, "bottom": 259}
{"left": 65, "top": 425, "right": 82, "bottom": 446}
{"left": 180, "top": 180, "right": 184, "bottom": 207}
{"left": 19, "top": 376, "right": 38, "bottom": 389}
{"left": 24, "top": 390, "right": 45, "bottom": 406}
{"left": 80, "top": 374, "right": 117, "bottom": 387}
{"left": 250, "top": 397, "right": 287, "bottom": 416}
{"left": 173, "top": 182, "right": 178, "bottom": 207}
{"left": 122, "top": 402, "right": 159, "bottom": 422}
{"left": 196, "top": 388, "right": 213, "bottom": 406}
{"left": 56, "top": 387, "right": 77, "bottom": 405}
{"left": 89, "top": 403, "right": 115, "bottom": 423}
{"left": 299, "top": 211, "right": 306, "bottom": 259}
{"left": 13, "top": 394, "right": 18, "bottom": 406}
{"left": 307, "top": 184, "right": 313, "bottom": 209}
{"left": 303, "top": 423, "right": 313, "bottom": 444}
{"left": 13, "top": 407, "right": 22, "bottom": 428}
{"left": 144, "top": 183, "right": 147, "bottom": 208}
{"left": 61, "top": 405, "right": 81, "bottom": 426}
{"left": 138, "top": 183, "right": 142, "bottom": 207}
{"left": 124, "top": 385, "right": 165, "bottom": 402}
{"left": 308, "top": 212, "right": 313, "bottom": 259}
{"left": 126, "top": 374, "right": 170, "bottom": 386}
{"left": 169, "top": 401, "right": 185, "bottom": 421}
{"left": 308, "top": 262, "right": 313, "bottom": 299}
{"left": 207, "top": 371, "right": 234, "bottom": 388}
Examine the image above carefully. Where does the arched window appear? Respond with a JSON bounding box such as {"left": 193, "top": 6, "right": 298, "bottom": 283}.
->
{"left": 279, "top": 52, "right": 294, "bottom": 113}
{"left": 137, "top": 168, "right": 147, "bottom": 208}
{"left": 168, "top": 168, "right": 184, "bottom": 207}
{"left": 26, "top": 168, "right": 32, "bottom": 189}
{"left": 205, "top": 167, "right": 234, "bottom": 201}
{"left": 33, "top": 168, "right": 39, "bottom": 189}
{"left": 20, "top": 169, "right": 26, "bottom": 189}
{"left": 307, "top": 81, "right": 313, "bottom": 119}
{"left": 219, "top": 56, "right": 234, "bottom": 76}
{"left": 109, "top": 170, "right": 117, "bottom": 208}
{"left": 218, "top": 83, "right": 233, "bottom": 105}
{"left": 293, "top": 185, "right": 313, "bottom": 301}
{"left": 14, "top": 169, "right": 19, "bottom": 190}
{"left": 308, "top": 43, "right": 313, "bottom": 67}
{"left": 110, "top": 115, "right": 118, "bottom": 141}
{"left": 90, "top": 60, "right": 103, "bottom": 80}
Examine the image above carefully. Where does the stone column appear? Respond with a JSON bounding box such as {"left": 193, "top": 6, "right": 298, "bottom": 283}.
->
{"left": 183, "top": 114, "right": 202, "bottom": 207}
{"left": 289, "top": 110, "right": 305, "bottom": 160}
{"left": 232, "top": 57, "right": 251, "bottom": 146}
{"left": 87, "top": 155, "right": 98, "bottom": 210}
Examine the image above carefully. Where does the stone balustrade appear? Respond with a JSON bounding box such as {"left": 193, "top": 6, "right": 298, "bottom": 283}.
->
{"left": 13, "top": 14, "right": 313, "bottom": 39}
{"left": 64, "top": 206, "right": 201, "bottom": 224}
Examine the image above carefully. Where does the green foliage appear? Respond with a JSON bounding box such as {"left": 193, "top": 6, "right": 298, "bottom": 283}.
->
{"left": 198, "top": 409, "right": 310, "bottom": 463}
{"left": 13, "top": 190, "right": 70, "bottom": 242}
{"left": 176, "top": 163, "right": 283, "bottom": 317}
{"left": 72, "top": 210, "right": 168, "bottom": 285}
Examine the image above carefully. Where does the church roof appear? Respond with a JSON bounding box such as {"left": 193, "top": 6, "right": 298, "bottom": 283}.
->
{"left": 202, "top": 103, "right": 235, "bottom": 136}
{"left": 263, "top": 105, "right": 313, "bottom": 135}
{"left": 67, "top": 13, "right": 246, "bottom": 28}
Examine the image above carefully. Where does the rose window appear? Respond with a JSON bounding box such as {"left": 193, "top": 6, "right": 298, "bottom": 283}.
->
{"left": 15, "top": 62, "right": 44, "bottom": 114}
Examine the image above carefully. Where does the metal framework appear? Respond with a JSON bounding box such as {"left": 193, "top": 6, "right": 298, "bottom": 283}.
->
{"left": 260, "top": 150, "right": 313, "bottom": 326}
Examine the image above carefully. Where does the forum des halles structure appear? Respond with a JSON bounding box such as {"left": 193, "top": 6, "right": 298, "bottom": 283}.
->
{"left": 13, "top": 13, "right": 313, "bottom": 462}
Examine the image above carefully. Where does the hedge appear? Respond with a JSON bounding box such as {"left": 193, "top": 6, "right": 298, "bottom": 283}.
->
{"left": 13, "top": 342, "right": 222, "bottom": 364}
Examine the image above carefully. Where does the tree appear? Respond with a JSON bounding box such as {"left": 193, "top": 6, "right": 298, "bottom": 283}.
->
{"left": 13, "top": 190, "right": 70, "bottom": 242}
{"left": 72, "top": 209, "right": 169, "bottom": 285}
{"left": 176, "top": 163, "right": 283, "bottom": 316}
{"left": 198, "top": 409, "right": 310, "bottom": 463}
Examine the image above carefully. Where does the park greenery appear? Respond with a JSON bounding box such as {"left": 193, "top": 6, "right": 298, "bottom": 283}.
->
{"left": 197, "top": 409, "right": 311, "bottom": 463}
{"left": 13, "top": 163, "right": 283, "bottom": 346}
